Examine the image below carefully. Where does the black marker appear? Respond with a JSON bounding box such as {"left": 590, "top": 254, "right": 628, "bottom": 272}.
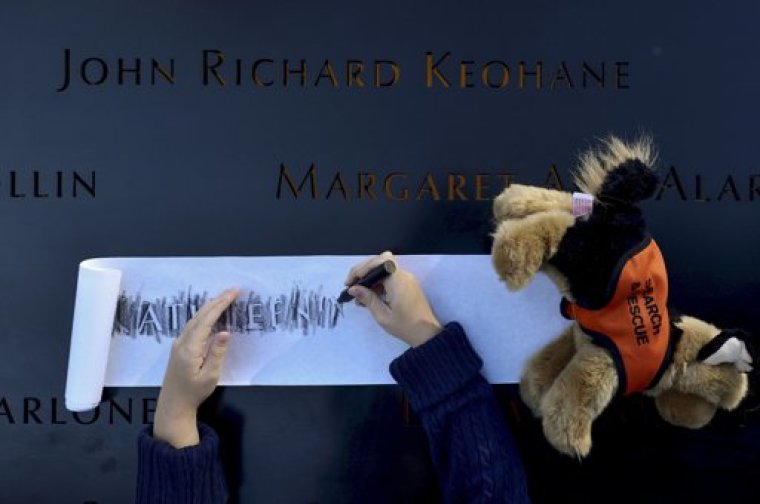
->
{"left": 338, "top": 260, "right": 397, "bottom": 303}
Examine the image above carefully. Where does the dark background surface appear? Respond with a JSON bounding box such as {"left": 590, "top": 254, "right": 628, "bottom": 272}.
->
{"left": 1, "top": 1, "right": 759, "bottom": 502}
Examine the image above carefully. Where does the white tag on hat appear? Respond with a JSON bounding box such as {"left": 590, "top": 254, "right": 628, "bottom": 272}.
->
{"left": 572, "top": 192, "right": 594, "bottom": 219}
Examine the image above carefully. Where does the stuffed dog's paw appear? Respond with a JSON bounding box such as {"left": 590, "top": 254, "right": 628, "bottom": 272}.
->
{"left": 494, "top": 184, "right": 536, "bottom": 220}
{"left": 491, "top": 219, "right": 545, "bottom": 290}
{"left": 655, "top": 390, "right": 717, "bottom": 429}
{"left": 493, "top": 184, "right": 573, "bottom": 221}
{"left": 491, "top": 211, "right": 575, "bottom": 290}
{"left": 540, "top": 404, "right": 593, "bottom": 459}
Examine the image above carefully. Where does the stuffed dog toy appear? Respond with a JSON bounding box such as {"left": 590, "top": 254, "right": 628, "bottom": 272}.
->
{"left": 491, "top": 136, "right": 756, "bottom": 458}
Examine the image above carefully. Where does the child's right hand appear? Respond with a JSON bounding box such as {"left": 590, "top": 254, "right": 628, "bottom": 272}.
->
{"left": 345, "top": 252, "right": 443, "bottom": 348}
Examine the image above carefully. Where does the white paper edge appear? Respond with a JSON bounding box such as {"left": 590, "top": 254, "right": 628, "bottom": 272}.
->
{"left": 64, "top": 259, "right": 122, "bottom": 412}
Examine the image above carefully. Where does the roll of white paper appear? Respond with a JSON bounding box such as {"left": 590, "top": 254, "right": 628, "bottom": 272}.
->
{"left": 64, "top": 255, "right": 570, "bottom": 412}
{"left": 65, "top": 260, "right": 122, "bottom": 412}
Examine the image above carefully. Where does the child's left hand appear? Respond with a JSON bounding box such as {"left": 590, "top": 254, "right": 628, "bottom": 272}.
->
{"left": 153, "top": 288, "right": 240, "bottom": 448}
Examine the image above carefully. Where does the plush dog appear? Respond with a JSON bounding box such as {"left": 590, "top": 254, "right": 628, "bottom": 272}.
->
{"left": 491, "top": 136, "right": 756, "bottom": 458}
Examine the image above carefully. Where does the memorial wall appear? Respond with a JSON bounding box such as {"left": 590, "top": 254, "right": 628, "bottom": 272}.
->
{"left": 1, "top": 2, "right": 758, "bottom": 502}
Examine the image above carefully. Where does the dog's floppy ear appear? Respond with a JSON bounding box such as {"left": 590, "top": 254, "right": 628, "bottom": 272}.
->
{"left": 697, "top": 329, "right": 756, "bottom": 373}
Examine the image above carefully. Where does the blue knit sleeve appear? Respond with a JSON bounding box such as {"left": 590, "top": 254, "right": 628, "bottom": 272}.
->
{"left": 390, "top": 322, "right": 531, "bottom": 504}
{"left": 135, "top": 422, "right": 228, "bottom": 504}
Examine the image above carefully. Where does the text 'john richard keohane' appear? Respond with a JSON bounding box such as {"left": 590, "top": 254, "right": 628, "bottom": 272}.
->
{"left": 56, "top": 49, "right": 631, "bottom": 91}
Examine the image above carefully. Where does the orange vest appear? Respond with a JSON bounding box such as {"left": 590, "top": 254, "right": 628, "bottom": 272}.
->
{"left": 561, "top": 238, "right": 671, "bottom": 395}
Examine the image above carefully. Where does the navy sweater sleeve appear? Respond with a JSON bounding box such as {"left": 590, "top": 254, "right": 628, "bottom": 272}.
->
{"left": 136, "top": 422, "right": 228, "bottom": 504}
{"left": 390, "top": 322, "right": 531, "bottom": 504}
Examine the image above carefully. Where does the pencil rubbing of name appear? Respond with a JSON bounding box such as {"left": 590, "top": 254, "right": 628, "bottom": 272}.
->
{"left": 112, "top": 286, "right": 344, "bottom": 342}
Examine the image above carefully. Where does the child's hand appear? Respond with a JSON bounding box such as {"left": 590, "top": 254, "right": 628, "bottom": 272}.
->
{"left": 346, "top": 252, "right": 442, "bottom": 348}
{"left": 153, "top": 288, "right": 240, "bottom": 448}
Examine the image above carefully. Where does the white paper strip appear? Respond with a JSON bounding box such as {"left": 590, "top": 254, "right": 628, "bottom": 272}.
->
{"left": 65, "top": 255, "right": 570, "bottom": 411}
